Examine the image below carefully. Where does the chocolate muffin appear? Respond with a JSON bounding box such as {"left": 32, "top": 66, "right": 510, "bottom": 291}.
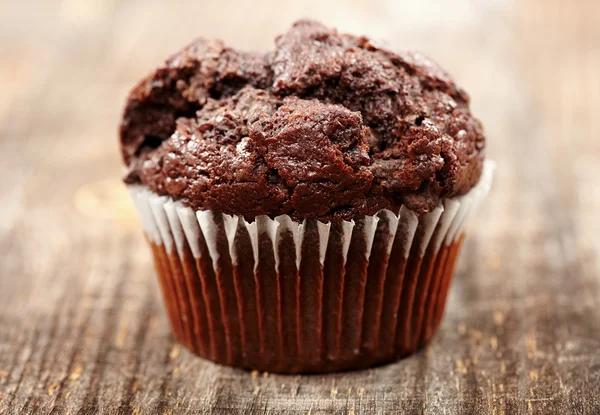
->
{"left": 122, "top": 20, "right": 493, "bottom": 373}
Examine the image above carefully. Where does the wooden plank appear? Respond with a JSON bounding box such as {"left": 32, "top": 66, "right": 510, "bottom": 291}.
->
{"left": 0, "top": 0, "right": 599, "bottom": 413}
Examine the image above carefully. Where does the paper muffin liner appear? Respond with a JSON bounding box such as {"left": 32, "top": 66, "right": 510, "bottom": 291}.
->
{"left": 129, "top": 161, "right": 494, "bottom": 373}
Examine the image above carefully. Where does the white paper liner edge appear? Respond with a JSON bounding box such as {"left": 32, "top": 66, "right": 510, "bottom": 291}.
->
{"left": 128, "top": 160, "right": 495, "bottom": 272}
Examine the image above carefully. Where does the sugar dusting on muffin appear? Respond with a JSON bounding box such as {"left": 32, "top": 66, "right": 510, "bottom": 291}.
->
{"left": 120, "top": 20, "right": 485, "bottom": 220}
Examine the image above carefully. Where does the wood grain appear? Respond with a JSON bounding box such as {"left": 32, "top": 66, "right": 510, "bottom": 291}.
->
{"left": 1, "top": 0, "right": 599, "bottom": 413}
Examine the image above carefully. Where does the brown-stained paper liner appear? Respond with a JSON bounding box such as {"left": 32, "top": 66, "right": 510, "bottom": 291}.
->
{"left": 129, "top": 161, "right": 494, "bottom": 373}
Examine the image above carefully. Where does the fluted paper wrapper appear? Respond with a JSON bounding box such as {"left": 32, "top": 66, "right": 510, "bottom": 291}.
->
{"left": 129, "top": 161, "right": 494, "bottom": 373}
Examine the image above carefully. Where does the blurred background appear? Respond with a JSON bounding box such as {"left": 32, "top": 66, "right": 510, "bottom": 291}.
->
{"left": 2, "top": 0, "right": 598, "bottom": 237}
{"left": 2, "top": 0, "right": 599, "bottom": 309}
{"left": 1, "top": 0, "right": 600, "bottom": 413}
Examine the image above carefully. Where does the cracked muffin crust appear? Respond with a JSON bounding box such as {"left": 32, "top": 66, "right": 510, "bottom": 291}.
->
{"left": 121, "top": 20, "right": 485, "bottom": 220}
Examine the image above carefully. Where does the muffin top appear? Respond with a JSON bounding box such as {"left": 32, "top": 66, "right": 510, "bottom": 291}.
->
{"left": 121, "top": 20, "right": 485, "bottom": 220}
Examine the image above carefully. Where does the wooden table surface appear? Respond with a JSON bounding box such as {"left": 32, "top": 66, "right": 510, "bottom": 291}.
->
{"left": 1, "top": 0, "right": 599, "bottom": 413}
